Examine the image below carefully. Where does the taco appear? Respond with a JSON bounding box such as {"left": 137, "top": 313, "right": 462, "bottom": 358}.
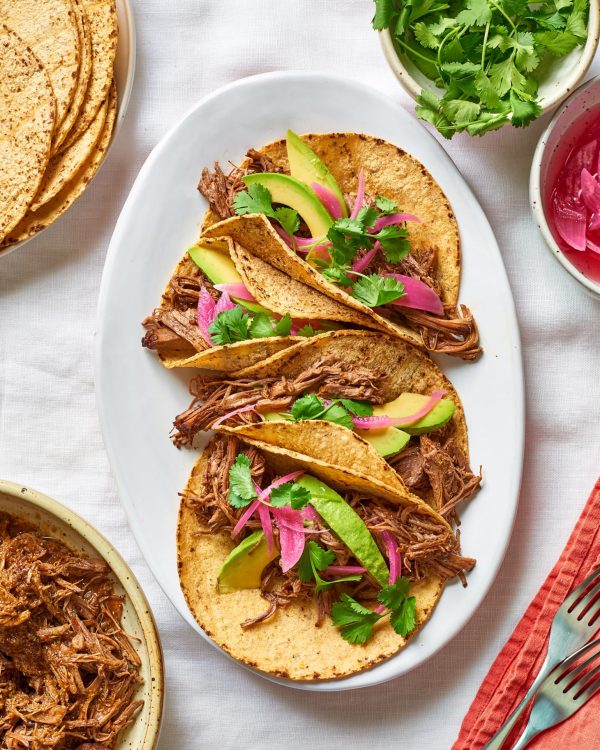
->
{"left": 141, "top": 235, "right": 368, "bottom": 371}
{"left": 173, "top": 330, "right": 481, "bottom": 521}
{"left": 177, "top": 431, "right": 475, "bottom": 680}
{"left": 199, "top": 131, "right": 481, "bottom": 360}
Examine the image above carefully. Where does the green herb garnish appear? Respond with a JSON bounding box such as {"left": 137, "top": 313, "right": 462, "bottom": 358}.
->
{"left": 297, "top": 541, "right": 363, "bottom": 592}
{"left": 331, "top": 576, "right": 417, "bottom": 644}
{"left": 373, "top": 0, "right": 590, "bottom": 137}
{"left": 227, "top": 454, "right": 257, "bottom": 508}
{"left": 269, "top": 482, "right": 312, "bottom": 510}
{"left": 289, "top": 393, "right": 373, "bottom": 429}
{"left": 209, "top": 309, "right": 299, "bottom": 345}
{"left": 351, "top": 274, "right": 406, "bottom": 307}
{"left": 233, "top": 183, "right": 300, "bottom": 235}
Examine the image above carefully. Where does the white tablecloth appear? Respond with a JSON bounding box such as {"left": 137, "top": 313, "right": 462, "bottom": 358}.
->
{"left": 1, "top": 2, "right": 600, "bottom": 747}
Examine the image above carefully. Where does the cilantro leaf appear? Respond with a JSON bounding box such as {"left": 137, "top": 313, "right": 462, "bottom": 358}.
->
{"left": 338, "top": 399, "right": 373, "bottom": 417}
{"left": 378, "top": 578, "right": 411, "bottom": 610}
{"left": 269, "top": 482, "right": 312, "bottom": 510}
{"left": 372, "top": 0, "right": 396, "bottom": 30}
{"left": 296, "top": 324, "right": 317, "bottom": 337}
{"left": 375, "top": 195, "right": 400, "bottom": 214}
{"left": 509, "top": 90, "right": 542, "bottom": 128}
{"left": 322, "top": 265, "right": 354, "bottom": 287}
{"left": 233, "top": 183, "right": 273, "bottom": 215}
{"left": 248, "top": 312, "right": 292, "bottom": 339}
{"left": 352, "top": 274, "right": 405, "bottom": 307}
{"left": 390, "top": 596, "right": 417, "bottom": 637}
{"left": 290, "top": 393, "right": 325, "bottom": 422}
{"left": 321, "top": 402, "right": 355, "bottom": 430}
{"left": 307, "top": 541, "right": 335, "bottom": 572}
{"left": 228, "top": 454, "right": 257, "bottom": 508}
{"left": 208, "top": 307, "right": 250, "bottom": 345}
{"left": 375, "top": 225, "right": 411, "bottom": 262}
{"left": 297, "top": 548, "right": 315, "bottom": 583}
{"left": 331, "top": 594, "right": 382, "bottom": 644}
{"left": 534, "top": 30, "right": 580, "bottom": 55}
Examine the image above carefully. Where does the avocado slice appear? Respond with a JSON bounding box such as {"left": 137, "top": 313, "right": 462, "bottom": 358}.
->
{"left": 373, "top": 393, "right": 456, "bottom": 436}
{"left": 217, "top": 530, "right": 278, "bottom": 593}
{"left": 243, "top": 173, "right": 334, "bottom": 238}
{"left": 286, "top": 130, "right": 348, "bottom": 218}
{"left": 296, "top": 476, "right": 389, "bottom": 587}
{"left": 355, "top": 427, "right": 411, "bottom": 457}
{"left": 188, "top": 244, "right": 268, "bottom": 315}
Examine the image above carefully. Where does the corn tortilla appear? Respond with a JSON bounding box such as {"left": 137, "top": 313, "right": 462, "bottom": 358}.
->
{"left": 1, "top": 81, "right": 116, "bottom": 247}
{"left": 0, "top": 0, "right": 80, "bottom": 132}
{"left": 52, "top": 0, "right": 93, "bottom": 150}
{"left": 177, "top": 442, "right": 444, "bottom": 680}
{"left": 0, "top": 26, "right": 56, "bottom": 243}
{"left": 60, "top": 0, "right": 117, "bottom": 150}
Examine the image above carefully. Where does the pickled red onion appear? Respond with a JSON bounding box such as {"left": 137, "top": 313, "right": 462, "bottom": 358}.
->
{"left": 312, "top": 182, "right": 344, "bottom": 219}
{"left": 382, "top": 531, "right": 401, "bottom": 583}
{"left": 214, "top": 282, "right": 256, "bottom": 301}
{"left": 350, "top": 169, "right": 365, "bottom": 220}
{"left": 197, "top": 286, "right": 216, "bottom": 344}
{"left": 552, "top": 194, "right": 587, "bottom": 252}
{"left": 257, "top": 501, "right": 274, "bottom": 554}
{"left": 350, "top": 242, "right": 380, "bottom": 274}
{"left": 352, "top": 389, "right": 446, "bottom": 429}
{"left": 580, "top": 168, "right": 600, "bottom": 213}
{"left": 384, "top": 274, "right": 444, "bottom": 315}
{"left": 231, "top": 498, "right": 260, "bottom": 538}
{"left": 273, "top": 507, "right": 307, "bottom": 571}
{"left": 211, "top": 404, "right": 257, "bottom": 428}
{"left": 372, "top": 213, "right": 420, "bottom": 232}
{"left": 214, "top": 290, "right": 235, "bottom": 316}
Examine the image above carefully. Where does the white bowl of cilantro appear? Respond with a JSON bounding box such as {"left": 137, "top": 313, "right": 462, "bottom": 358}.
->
{"left": 376, "top": 0, "right": 599, "bottom": 138}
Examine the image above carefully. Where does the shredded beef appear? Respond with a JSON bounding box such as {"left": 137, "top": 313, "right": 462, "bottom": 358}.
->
{"left": 0, "top": 515, "right": 143, "bottom": 749}
{"left": 392, "top": 304, "right": 482, "bottom": 360}
{"left": 388, "top": 445, "right": 429, "bottom": 492}
{"left": 172, "top": 359, "right": 386, "bottom": 447}
{"left": 198, "top": 149, "right": 284, "bottom": 220}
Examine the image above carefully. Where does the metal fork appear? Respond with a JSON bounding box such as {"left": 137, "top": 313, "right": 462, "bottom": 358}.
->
{"left": 511, "top": 637, "right": 600, "bottom": 749}
{"left": 484, "top": 565, "right": 600, "bottom": 749}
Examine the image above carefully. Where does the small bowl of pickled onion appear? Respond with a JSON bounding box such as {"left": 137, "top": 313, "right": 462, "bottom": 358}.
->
{"left": 531, "top": 75, "right": 600, "bottom": 297}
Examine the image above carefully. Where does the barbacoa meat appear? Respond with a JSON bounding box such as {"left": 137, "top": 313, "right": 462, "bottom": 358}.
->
{"left": 172, "top": 359, "right": 387, "bottom": 446}
{"left": 198, "top": 149, "right": 284, "bottom": 220}
{"left": 183, "top": 435, "right": 476, "bottom": 626}
{"left": 0, "top": 514, "right": 143, "bottom": 750}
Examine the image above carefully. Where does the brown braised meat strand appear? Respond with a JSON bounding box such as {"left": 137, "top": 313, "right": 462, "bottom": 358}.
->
{"left": 172, "top": 358, "right": 386, "bottom": 446}
{"left": 375, "top": 247, "right": 442, "bottom": 298}
{"left": 142, "top": 266, "right": 218, "bottom": 357}
{"left": 387, "top": 445, "right": 429, "bottom": 493}
{"left": 420, "top": 433, "right": 482, "bottom": 519}
{"left": 198, "top": 149, "right": 284, "bottom": 220}
{"left": 399, "top": 304, "right": 482, "bottom": 361}
{"left": 0, "top": 515, "right": 143, "bottom": 750}
{"left": 183, "top": 435, "right": 267, "bottom": 535}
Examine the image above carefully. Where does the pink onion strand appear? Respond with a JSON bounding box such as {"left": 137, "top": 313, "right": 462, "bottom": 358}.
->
{"left": 352, "top": 389, "right": 446, "bottom": 430}
{"left": 211, "top": 404, "right": 256, "bottom": 428}
{"left": 311, "top": 182, "right": 344, "bottom": 219}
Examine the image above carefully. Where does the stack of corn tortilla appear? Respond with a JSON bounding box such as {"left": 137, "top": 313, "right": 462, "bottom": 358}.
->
{"left": 0, "top": 0, "right": 118, "bottom": 247}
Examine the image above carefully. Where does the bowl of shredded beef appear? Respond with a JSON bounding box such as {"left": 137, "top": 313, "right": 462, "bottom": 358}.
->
{"left": 0, "top": 481, "right": 163, "bottom": 750}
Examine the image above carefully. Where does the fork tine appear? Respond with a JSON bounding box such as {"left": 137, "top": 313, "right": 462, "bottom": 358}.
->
{"left": 575, "top": 672, "right": 600, "bottom": 704}
{"left": 564, "top": 566, "right": 600, "bottom": 611}
{"left": 572, "top": 663, "right": 600, "bottom": 698}
{"left": 555, "top": 638, "right": 600, "bottom": 685}
{"left": 571, "top": 580, "right": 600, "bottom": 621}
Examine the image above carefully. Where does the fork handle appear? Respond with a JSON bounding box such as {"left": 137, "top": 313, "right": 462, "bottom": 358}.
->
{"left": 482, "top": 655, "right": 551, "bottom": 750}
{"left": 511, "top": 722, "right": 543, "bottom": 750}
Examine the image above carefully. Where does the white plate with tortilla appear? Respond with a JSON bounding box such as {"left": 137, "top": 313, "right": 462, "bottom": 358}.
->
{"left": 96, "top": 71, "right": 524, "bottom": 691}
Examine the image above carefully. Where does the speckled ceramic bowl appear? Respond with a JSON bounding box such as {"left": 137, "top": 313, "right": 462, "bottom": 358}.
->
{"left": 530, "top": 74, "right": 600, "bottom": 298}
{"left": 0, "top": 480, "right": 164, "bottom": 749}
{"left": 380, "top": 3, "right": 600, "bottom": 126}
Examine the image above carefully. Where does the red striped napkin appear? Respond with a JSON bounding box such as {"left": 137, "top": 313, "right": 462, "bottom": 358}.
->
{"left": 453, "top": 478, "right": 600, "bottom": 749}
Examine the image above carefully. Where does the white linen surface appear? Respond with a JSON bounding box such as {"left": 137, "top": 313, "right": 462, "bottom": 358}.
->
{"left": 1, "top": 2, "right": 600, "bottom": 747}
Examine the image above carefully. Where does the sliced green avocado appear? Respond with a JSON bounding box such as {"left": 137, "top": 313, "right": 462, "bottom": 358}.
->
{"left": 243, "top": 173, "right": 334, "bottom": 238}
{"left": 261, "top": 411, "right": 409, "bottom": 458}
{"left": 286, "top": 130, "right": 348, "bottom": 218}
{"left": 296, "top": 475, "right": 389, "bottom": 587}
{"left": 217, "top": 530, "right": 278, "bottom": 593}
{"left": 355, "top": 427, "right": 411, "bottom": 457}
{"left": 373, "top": 393, "right": 456, "bottom": 436}
{"left": 188, "top": 244, "right": 268, "bottom": 315}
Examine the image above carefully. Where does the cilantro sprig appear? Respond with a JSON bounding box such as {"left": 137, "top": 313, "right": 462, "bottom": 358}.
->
{"left": 233, "top": 183, "right": 300, "bottom": 235}
{"left": 373, "top": 0, "right": 590, "bottom": 137}
{"left": 289, "top": 393, "right": 373, "bottom": 430}
{"left": 297, "top": 541, "right": 363, "bottom": 592}
{"left": 227, "top": 456, "right": 311, "bottom": 510}
{"left": 208, "top": 308, "right": 295, "bottom": 345}
{"left": 331, "top": 577, "right": 417, "bottom": 644}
